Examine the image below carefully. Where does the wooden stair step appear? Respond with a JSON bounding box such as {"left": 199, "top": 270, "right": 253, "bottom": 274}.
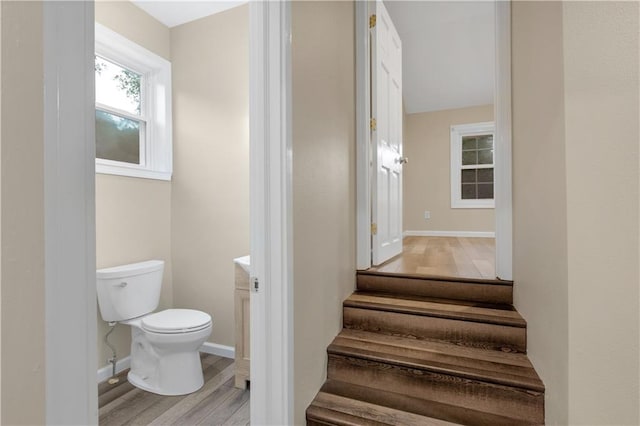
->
{"left": 329, "top": 329, "right": 544, "bottom": 392}
{"left": 307, "top": 380, "right": 539, "bottom": 426}
{"left": 357, "top": 271, "right": 513, "bottom": 305}
{"left": 306, "top": 405, "right": 397, "bottom": 426}
{"left": 307, "top": 387, "right": 458, "bottom": 426}
{"left": 344, "top": 292, "right": 527, "bottom": 352}
{"left": 345, "top": 292, "right": 525, "bottom": 327}
{"left": 328, "top": 356, "right": 543, "bottom": 423}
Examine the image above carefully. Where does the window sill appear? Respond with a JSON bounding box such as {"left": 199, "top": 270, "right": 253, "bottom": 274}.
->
{"left": 451, "top": 200, "right": 495, "bottom": 209}
{"left": 96, "top": 163, "right": 172, "bottom": 181}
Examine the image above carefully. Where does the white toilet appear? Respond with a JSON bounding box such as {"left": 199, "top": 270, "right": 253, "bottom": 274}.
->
{"left": 96, "top": 260, "right": 212, "bottom": 396}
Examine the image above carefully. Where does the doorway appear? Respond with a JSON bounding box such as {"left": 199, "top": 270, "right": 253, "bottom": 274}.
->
{"left": 42, "top": 1, "right": 293, "bottom": 424}
{"left": 356, "top": 0, "right": 512, "bottom": 281}
{"left": 94, "top": 2, "right": 249, "bottom": 424}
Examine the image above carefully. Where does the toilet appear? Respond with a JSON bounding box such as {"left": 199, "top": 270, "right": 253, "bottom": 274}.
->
{"left": 96, "top": 260, "right": 212, "bottom": 396}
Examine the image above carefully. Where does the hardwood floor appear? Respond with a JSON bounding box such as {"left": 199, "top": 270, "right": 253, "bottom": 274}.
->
{"left": 369, "top": 236, "right": 496, "bottom": 279}
{"left": 99, "top": 354, "right": 249, "bottom": 426}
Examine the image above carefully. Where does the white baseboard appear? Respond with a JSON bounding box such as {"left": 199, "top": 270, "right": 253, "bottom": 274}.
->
{"left": 404, "top": 230, "right": 495, "bottom": 238}
{"left": 200, "top": 342, "right": 235, "bottom": 359}
{"left": 96, "top": 342, "right": 235, "bottom": 383}
{"left": 97, "top": 356, "right": 131, "bottom": 384}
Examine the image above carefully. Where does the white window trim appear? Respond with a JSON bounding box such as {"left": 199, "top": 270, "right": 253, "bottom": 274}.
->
{"left": 450, "top": 121, "right": 495, "bottom": 209}
{"left": 95, "top": 23, "right": 172, "bottom": 181}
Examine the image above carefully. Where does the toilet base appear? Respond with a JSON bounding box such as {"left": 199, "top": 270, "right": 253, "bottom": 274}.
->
{"left": 128, "top": 350, "right": 206, "bottom": 396}
{"left": 126, "top": 322, "right": 212, "bottom": 396}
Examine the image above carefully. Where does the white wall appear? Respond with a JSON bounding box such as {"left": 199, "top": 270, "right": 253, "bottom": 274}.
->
{"left": 292, "top": 1, "right": 356, "bottom": 423}
{"left": 170, "top": 4, "right": 249, "bottom": 349}
{"left": 404, "top": 105, "right": 495, "bottom": 233}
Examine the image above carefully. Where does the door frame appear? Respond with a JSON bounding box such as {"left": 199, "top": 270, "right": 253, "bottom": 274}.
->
{"left": 43, "top": 2, "right": 97, "bottom": 423}
{"left": 249, "top": 1, "right": 294, "bottom": 424}
{"left": 42, "top": 1, "right": 294, "bottom": 424}
{"left": 356, "top": 1, "right": 513, "bottom": 280}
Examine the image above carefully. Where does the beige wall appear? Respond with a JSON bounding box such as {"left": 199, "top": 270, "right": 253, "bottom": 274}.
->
{"left": 95, "top": 175, "right": 173, "bottom": 362}
{"left": 513, "top": 2, "right": 640, "bottom": 424}
{"left": 512, "top": 3, "right": 569, "bottom": 424}
{"left": 170, "top": 5, "right": 249, "bottom": 348}
{"left": 292, "top": 1, "right": 356, "bottom": 423}
{"left": 95, "top": 0, "right": 170, "bottom": 60}
{"left": 1, "top": 2, "right": 46, "bottom": 424}
{"left": 563, "top": 2, "right": 639, "bottom": 423}
{"left": 0, "top": 2, "right": 3, "bottom": 420}
{"left": 404, "top": 105, "right": 495, "bottom": 233}
{"left": 95, "top": 2, "right": 173, "bottom": 367}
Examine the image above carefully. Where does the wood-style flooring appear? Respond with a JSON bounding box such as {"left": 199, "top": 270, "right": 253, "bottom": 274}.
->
{"left": 369, "top": 236, "right": 496, "bottom": 279}
{"left": 99, "top": 354, "right": 249, "bottom": 426}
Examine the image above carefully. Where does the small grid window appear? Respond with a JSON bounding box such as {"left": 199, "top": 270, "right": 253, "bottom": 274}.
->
{"left": 460, "top": 135, "right": 494, "bottom": 200}
{"left": 450, "top": 122, "right": 495, "bottom": 208}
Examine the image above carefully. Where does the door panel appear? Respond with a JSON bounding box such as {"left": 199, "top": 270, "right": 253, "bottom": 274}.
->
{"left": 372, "top": 0, "right": 403, "bottom": 265}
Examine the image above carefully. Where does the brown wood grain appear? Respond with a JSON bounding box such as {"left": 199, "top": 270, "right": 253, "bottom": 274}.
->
{"left": 317, "top": 380, "right": 541, "bottom": 426}
{"left": 313, "top": 392, "right": 458, "bottom": 425}
{"left": 369, "top": 236, "right": 496, "bottom": 280}
{"left": 344, "top": 306, "right": 527, "bottom": 353}
{"left": 327, "top": 355, "right": 544, "bottom": 424}
{"left": 307, "top": 239, "right": 544, "bottom": 425}
{"left": 346, "top": 292, "right": 525, "bottom": 326}
{"left": 357, "top": 272, "right": 513, "bottom": 305}
{"left": 98, "top": 355, "right": 249, "bottom": 426}
{"left": 330, "top": 332, "right": 543, "bottom": 390}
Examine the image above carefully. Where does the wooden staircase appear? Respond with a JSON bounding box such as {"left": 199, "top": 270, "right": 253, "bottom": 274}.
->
{"left": 306, "top": 271, "right": 545, "bottom": 425}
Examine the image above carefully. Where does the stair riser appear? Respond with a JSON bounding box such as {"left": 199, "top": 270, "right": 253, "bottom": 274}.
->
{"left": 306, "top": 408, "right": 379, "bottom": 426}
{"left": 328, "top": 354, "right": 544, "bottom": 424}
{"left": 344, "top": 307, "right": 526, "bottom": 353}
{"left": 357, "top": 274, "right": 513, "bottom": 305}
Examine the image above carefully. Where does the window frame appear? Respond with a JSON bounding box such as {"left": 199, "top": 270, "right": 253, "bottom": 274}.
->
{"left": 450, "top": 121, "right": 495, "bottom": 209}
{"left": 95, "top": 23, "right": 172, "bottom": 181}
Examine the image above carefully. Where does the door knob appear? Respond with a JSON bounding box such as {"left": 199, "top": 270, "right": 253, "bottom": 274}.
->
{"left": 398, "top": 157, "right": 408, "bottom": 165}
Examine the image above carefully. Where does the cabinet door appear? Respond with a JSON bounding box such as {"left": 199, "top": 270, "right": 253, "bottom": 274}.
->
{"left": 234, "top": 264, "right": 250, "bottom": 389}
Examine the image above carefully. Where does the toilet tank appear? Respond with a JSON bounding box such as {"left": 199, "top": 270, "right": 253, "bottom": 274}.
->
{"left": 96, "top": 260, "right": 164, "bottom": 322}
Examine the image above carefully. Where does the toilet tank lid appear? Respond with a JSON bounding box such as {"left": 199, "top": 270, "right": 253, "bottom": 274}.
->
{"left": 97, "top": 260, "right": 164, "bottom": 280}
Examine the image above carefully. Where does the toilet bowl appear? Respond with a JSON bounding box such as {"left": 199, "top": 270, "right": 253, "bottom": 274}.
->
{"left": 96, "top": 260, "right": 213, "bottom": 395}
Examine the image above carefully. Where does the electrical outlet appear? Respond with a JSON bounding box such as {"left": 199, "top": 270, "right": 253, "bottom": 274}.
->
{"left": 424, "top": 211, "right": 431, "bottom": 220}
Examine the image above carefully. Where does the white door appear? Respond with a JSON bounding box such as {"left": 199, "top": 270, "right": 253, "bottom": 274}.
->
{"left": 371, "top": 0, "right": 403, "bottom": 265}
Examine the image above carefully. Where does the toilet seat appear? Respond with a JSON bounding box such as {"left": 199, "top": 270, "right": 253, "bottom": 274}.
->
{"left": 142, "top": 309, "right": 212, "bottom": 334}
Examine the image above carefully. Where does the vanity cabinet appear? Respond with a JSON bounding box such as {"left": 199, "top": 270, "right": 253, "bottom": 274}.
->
{"left": 234, "top": 262, "right": 250, "bottom": 389}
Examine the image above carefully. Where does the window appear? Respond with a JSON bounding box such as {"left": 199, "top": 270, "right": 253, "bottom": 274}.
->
{"left": 95, "top": 24, "right": 172, "bottom": 180}
{"left": 450, "top": 122, "right": 495, "bottom": 208}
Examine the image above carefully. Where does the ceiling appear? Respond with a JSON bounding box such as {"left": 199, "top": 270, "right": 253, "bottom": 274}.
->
{"left": 132, "top": 1, "right": 247, "bottom": 28}
{"left": 384, "top": 1, "right": 495, "bottom": 114}
{"left": 132, "top": 1, "right": 493, "bottom": 114}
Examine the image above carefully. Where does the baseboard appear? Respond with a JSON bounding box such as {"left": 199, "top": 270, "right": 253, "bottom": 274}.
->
{"left": 200, "top": 342, "right": 235, "bottom": 359}
{"left": 97, "top": 356, "right": 131, "bottom": 384}
{"left": 96, "top": 342, "right": 235, "bottom": 383}
{"left": 404, "top": 230, "right": 496, "bottom": 238}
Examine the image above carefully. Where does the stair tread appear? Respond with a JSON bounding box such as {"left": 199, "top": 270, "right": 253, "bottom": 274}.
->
{"left": 309, "top": 389, "right": 460, "bottom": 425}
{"left": 307, "top": 404, "right": 391, "bottom": 426}
{"left": 358, "top": 270, "right": 514, "bottom": 286}
{"left": 345, "top": 291, "right": 526, "bottom": 328}
{"left": 310, "top": 380, "right": 538, "bottom": 426}
{"left": 329, "top": 329, "right": 544, "bottom": 392}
